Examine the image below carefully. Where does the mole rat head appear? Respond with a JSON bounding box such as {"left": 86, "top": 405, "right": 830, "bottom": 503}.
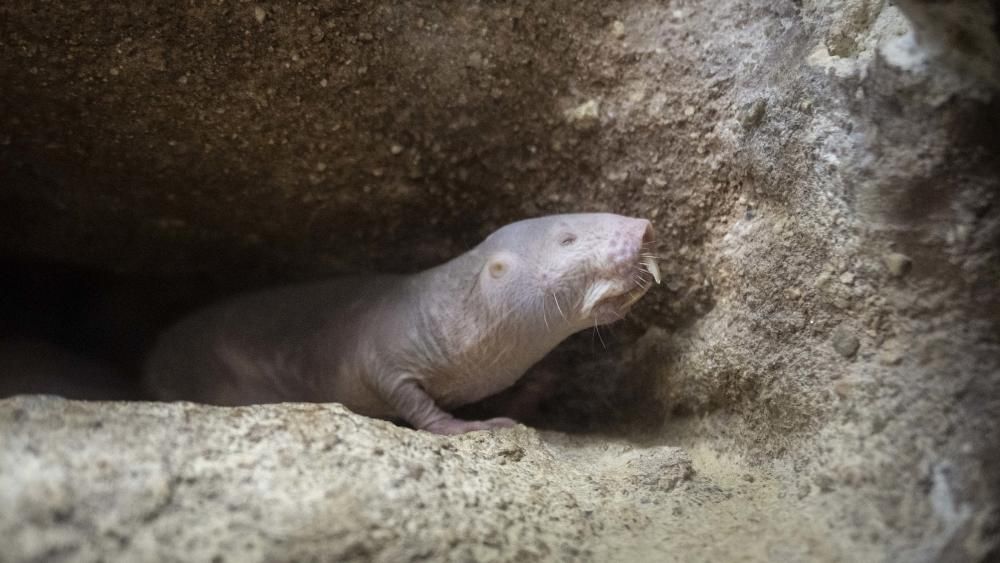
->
{"left": 476, "top": 213, "right": 658, "bottom": 331}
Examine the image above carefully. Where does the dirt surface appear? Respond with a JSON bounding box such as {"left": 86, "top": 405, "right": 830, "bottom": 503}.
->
{"left": 0, "top": 396, "right": 895, "bottom": 562}
{"left": 1, "top": 1, "right": 998, "bottom": 561}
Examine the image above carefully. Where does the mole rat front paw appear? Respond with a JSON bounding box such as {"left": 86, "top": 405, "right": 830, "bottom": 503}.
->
{"left": 424, "top": 416, "right": 518, "bottom": 435}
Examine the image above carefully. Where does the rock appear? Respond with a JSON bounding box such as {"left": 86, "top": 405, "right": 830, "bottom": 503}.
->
{"left": 610, "top": 20, "right": 626, "bottom": 39}
{"left": 879, "top": 349, "right": 903, "bottom": 366}
{"left": 883, "top": 252, "right": 912, "bottom": 278}
{"left": 620, "top": 447, "right": 693, "bottom": 491}
{"left": 0, "top": 397, "right": 693, "bottom": 562}
{"left": 832, "top": 326, "right": 860, "bottom": 358}
{"left": 737, "top": 99, "right": 767, "bottom": 129}
{"left": 563, "top": 99, "right": 600, "bottom": 129}
{"left": 466, "top": 51, "right": 484, "bottom": 69}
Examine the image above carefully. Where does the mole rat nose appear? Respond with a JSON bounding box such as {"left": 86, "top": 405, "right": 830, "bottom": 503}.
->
{"left": 636, "top": 218, "right": 655, "bottom": 245}
{"left": 609, "top": 217, "right": 654, "bottom": 271}
{"left": 626, "top": 218, "right": 654, "bottom": 249}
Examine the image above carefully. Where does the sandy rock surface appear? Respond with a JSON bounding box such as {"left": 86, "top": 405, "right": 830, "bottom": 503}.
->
{"left": 2, "top": 396, "right": 691, "bottom": 562}
{"left": 0, "top": 395, "right": 919, "bottom": 562}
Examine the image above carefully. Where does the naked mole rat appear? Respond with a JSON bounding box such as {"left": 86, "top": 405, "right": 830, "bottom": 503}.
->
{"left": 143, "top": 213, "right": 660, "bottom": 434}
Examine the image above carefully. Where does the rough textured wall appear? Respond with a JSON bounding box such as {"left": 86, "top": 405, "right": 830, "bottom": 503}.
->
{"left": 1, "top": 0, "right": 998, "bottom": 561}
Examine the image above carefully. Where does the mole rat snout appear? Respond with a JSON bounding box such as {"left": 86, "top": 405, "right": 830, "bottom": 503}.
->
{"left": 609, "top": 218, "right": 655, "bottom": 272}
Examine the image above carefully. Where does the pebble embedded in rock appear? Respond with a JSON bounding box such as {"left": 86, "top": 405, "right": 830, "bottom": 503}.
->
{"left": 606, "top": 170, "right": 629, "bottom": 182}
{"left": 832, "top": 326, "right": 860, "bottom": 358}
{"left": 738, "top": 99, "right": 767, "bottom": 129}
{"left": 611, "top": 20, "right": 626, "bottom": 39}
{"left": 563, "top": 99, "right": 600, "bottom": 129}
{"left": 253, "top": 6, "right": 266, "bottom": 23}
{"left": 879, "top": 349, "right": 903, "bottom": 366}
{"left": 883, "top": 252, "right": 912, "bottom": 278}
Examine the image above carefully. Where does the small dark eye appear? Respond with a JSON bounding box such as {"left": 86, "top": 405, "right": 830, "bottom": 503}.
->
{"left": 560, "top": 234, "right": 577, "bottom": 246}
{"left": 488, "top": 261, "right": 507, "bottom": 278}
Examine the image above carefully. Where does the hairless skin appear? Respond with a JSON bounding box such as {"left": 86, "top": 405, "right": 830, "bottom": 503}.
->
{"left": 143, "top": 213, "right": 659, "bottom": 434}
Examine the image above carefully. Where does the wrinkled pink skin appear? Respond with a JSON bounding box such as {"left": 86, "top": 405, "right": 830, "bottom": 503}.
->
{"left": 144, "top": 213, "right": 655, "bottom": 435}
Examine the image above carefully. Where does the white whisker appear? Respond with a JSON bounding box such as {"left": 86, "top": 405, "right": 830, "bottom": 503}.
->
{"left": 552, "top": 292, "right": 567, "bottom": 322}
{"left": 485, "top": 340, "right": 514, "bottom": 369}
{"left": 593, "top": 319, "right": 607, "bottom": 350}
{"left": 540, "top": 294, "right": 551, "bottom": 333}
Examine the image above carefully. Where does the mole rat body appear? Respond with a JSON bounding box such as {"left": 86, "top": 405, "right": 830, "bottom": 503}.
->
{"left": 144, "top": 213, "right": 658, "bottom": 434}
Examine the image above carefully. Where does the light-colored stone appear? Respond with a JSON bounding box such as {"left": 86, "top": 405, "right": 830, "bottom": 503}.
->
{"left": 832, "top": 325, "right": 861, "bottom": 358}
{"left": 563, "top": 99, "right": 600, "bottom": 129}
{"left": 884, "top": 252, "right": 912, "bottom": 277}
